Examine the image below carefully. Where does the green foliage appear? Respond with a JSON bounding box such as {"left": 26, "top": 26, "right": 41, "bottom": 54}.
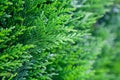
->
{"left": 91, "top": 2, "right": 120, "bottom": 80}
{"left": 0, "top": 0, "right": 34, "bottom": 79}
{"left": 0, "top": 0, "right": 120, "bottom": 80}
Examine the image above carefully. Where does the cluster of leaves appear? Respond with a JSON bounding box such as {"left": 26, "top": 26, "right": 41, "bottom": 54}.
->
{"left": 0, "top": 0, "right": 34, "bottom": 80}
{"left": 0, "top": 0, "right": 120, "bottom": 80}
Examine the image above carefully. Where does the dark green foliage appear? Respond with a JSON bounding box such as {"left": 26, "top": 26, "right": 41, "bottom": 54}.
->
{"left": 0, "top": 0, "right": 120, "bottom": 80}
